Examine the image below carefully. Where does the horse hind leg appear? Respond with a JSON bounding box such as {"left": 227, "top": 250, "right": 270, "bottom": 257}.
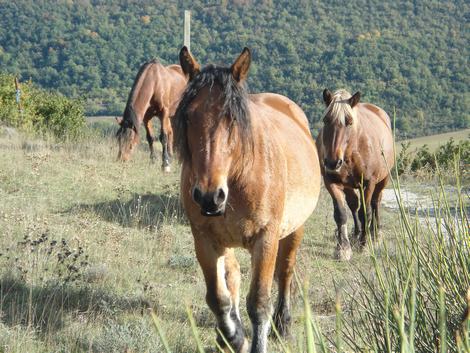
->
{"left": 344, "top": 188, "right": 360, "bottom": 240}
{"left": 272, "top": 226, "right": 304, "bottom": 338}
{"left": 159, "top": 108, "right": 172, "bottom": 173}
{"left": 358, "top": 182, "right": 376, "bottom": 248}
{"left": 370, "top": 177, "right": 388, "bottom": 241}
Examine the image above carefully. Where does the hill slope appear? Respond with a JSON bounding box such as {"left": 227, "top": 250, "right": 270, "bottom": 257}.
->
{"left": 0, "top": 0, "right": 468, "bottom": 138}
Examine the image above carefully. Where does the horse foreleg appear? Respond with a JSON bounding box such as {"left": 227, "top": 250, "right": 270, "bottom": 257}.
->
{"left": 326, "top": 182, "right": 351, "bottom": 261}
{"left": 159, "top": 109, "right": 172, "bottom": 172}
{"left": 143, "top": 115, "right": 156, "bottom": 162}
{"left": 225, "top": 249, "right": 242, "bottom": 323}
{"left": 273, "top": 226, "right": 304, "bottom": 338}
{"left": 359, "top": 182, "right": 376, "bottom": 248}
{"left": 194, "top": 236, "right": 248, "bottom": 353}
{"left": 344, "top": 188, "right": 360, "bottom": 239}
{"left": 247, "top": 233, "right": 279, "bottom": 353}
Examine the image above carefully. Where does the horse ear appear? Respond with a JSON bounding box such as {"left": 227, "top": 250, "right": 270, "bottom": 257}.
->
{"left": 115, "top": 116, "right": 123, "bottom": 125}
{"left": 349, "top": 91, "right": 361, "bottom": 108}
{"left": 179, "top": 46, "right": 200, "bottom": 81}
{"left": 231, "top": 47, "right": 251, "bottom": 83}
{"left": 323, "top": 89, "right": 333, "bottom": 107}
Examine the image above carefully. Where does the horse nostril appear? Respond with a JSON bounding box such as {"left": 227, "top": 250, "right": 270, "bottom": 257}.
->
{"left": 193, "top": 187, "right": 203, "bottom": 205}
{"left": 215, "top": 188, "right": 226, "bottom": 205}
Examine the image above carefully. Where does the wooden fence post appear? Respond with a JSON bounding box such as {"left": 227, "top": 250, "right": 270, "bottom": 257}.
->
{"left": 184, "top": 10, "right": 191, "bottom": 52}
{"left": 14, "top": 77, "right": 23, "bottom": 113}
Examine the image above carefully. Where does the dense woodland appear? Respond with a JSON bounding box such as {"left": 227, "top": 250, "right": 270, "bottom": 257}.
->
{"left": 0, "top": 0, "right": 468, "bottom": 138}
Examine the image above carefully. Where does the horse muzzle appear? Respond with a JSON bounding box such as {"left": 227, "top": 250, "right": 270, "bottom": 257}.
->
{"left": 192, "top": 186, "right": 227, "bottom": 217}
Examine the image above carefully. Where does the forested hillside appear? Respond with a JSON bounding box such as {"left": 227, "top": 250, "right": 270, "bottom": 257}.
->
{"left": 0, "top": 0, "right": 468, "bottom": 138}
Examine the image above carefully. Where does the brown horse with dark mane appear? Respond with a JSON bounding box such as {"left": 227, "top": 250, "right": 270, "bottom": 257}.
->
{"left": 316, "top": 89, "right": 394, "bottom": 261}
{"left": 116, "top": 59, "right": 187, "bottom": 171}
{"left": 174, "top": 47, "right": 321, "bottom": 353}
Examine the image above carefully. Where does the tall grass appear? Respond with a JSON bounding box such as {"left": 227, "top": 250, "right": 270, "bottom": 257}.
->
{"left": 341, "top": 153, "right": 469, "bottom": 352}
{"left": 152, "top": 154, "right": 470, "bottom": 352}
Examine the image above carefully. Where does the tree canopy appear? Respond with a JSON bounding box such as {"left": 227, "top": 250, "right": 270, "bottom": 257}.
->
{"left": 0, "top": 0, "right": 468, "bottom": 138}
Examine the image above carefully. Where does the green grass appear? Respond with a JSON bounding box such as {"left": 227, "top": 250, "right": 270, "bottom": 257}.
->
{"left": 0, "top": 128, "right": 467, "bottom": 352}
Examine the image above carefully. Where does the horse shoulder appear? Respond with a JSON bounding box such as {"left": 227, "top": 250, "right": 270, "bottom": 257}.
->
{"left": 356, "top": 104, "right": 395, "bottom": 177}
{"left": 249, "top": 93, "right": 311, "bottom": 136}
{"left": 359, "top": 103, "right": 392, "bottom": 130}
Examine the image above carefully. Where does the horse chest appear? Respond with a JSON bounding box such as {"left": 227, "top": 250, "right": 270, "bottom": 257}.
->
{"left": 325, "top": 163, "right": 368, "bottom": 188}
{"left": 194, "top": 216, "right": 271, "bottom": 249}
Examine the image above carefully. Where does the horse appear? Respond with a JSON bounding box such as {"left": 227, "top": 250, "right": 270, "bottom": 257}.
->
{"left": 174, "top": 46, "right": 321, "bottom": 353}
{"left": 116, "top": 59, "right": 187, "bottom": 172}
{"left": 316, "top": 89, "right": 394, "bottom": 261}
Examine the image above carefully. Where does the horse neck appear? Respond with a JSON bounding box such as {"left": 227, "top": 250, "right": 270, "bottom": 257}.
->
{"left": 129, "top": 69, "right": 156, "bottom": 119}
{"left": 347, "top": 118, "right": 363, "bottom": 153}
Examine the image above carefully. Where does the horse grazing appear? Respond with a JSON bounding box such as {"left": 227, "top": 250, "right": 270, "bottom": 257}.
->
{"left": 174, "top": 47, "right": 321, "bottom": 353}
{"left": 116, "top": 59, "right": 187, "bottom": 171}
{"left": 316, "top": 89, "right": 394, "bottom": 261}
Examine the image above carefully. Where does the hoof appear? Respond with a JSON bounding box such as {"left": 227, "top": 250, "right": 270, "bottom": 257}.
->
{"left": 162, "top": 165, "right": 171, "bottom": 173}
{"left": 219, "top": 336, "right": 248, "bottom": 353}
{"left": 228, "top": 338, "right": 248, "bottom": 353}
{"left": 334, "top": 244, "right": 352, "bottom": 261}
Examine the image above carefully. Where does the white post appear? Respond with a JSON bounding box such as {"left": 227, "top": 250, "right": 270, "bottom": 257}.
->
{"left": 184, "top": 10, "right": 191, "bottom": 52}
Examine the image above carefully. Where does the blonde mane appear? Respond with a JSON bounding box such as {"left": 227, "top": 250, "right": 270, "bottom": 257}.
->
{"left": 322, "top": 89, "right": 355, "bottom": 126}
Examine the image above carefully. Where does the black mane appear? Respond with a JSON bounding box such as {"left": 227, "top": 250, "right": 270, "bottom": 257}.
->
{"left": 173, "top": 65, "right": 252, "bottom": 163}
{"left": 116, "top": 59, "right": 158, "bottom": 138}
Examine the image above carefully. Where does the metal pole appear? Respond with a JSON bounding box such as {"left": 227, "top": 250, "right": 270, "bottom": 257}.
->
{"left": 184, "top": 10, "right": 191, "bottom": 52}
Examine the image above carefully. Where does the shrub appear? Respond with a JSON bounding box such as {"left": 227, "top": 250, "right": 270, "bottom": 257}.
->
{"left": 396, "top": 137, "right": 470, "bottom": 177}
{"left": 0, "top": 72, "right": 85, "bottom": 139}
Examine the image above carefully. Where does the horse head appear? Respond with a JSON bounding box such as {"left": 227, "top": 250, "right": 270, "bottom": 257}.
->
{"left": 175, "top": 46, "right": 252, "bottom": 216}
{"left": 321, "top": 88, "right": 361, "bottom": 173}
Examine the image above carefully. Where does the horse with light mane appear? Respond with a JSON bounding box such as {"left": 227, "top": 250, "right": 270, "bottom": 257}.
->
{"left": 174, "top": 46, "right": 321, "bottom": 353}
{"left": 116, "top": 59, "right": 187, "bottom": 171}
{"left": 316, "top": 89, "right": 394, "bottom": 261}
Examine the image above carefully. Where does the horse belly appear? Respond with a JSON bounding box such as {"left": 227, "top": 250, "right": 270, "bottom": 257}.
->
{"left": 280, "top": 191, "right": 318, "bottom": 237}
{"left": 279, "top": 150, "right": 321, "bottom": 237}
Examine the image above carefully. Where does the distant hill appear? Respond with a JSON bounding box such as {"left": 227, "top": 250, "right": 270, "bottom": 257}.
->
{"left": 0, "top": 0, "right": 468, "bottom": 138}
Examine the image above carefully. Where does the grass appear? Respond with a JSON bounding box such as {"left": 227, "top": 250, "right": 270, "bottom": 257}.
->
{"left": 397, "top": 128, "right": 470, "bottom": 152}
{"left": 0, "top": 126, "right": 467, "bottom": 352}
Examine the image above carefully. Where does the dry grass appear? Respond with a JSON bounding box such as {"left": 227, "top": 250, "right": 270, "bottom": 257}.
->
{"left": 0, "top": 129, "right": 406, "bottom": 352}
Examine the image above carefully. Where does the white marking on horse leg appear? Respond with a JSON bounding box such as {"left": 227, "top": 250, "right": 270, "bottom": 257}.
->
{"left": 252, "top": 320, "right": 270, "bottom": 353}
{"left": 216, "top": 256, "right": 236, "bottom": 336}
{"left": 335, "top": 224, "right": 352, "bottom": 261}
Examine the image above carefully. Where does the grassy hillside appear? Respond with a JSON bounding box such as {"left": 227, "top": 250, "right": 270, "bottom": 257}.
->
{"left": 0, "top": 0, "right": 468, "bottom": 138}
{"left": 400, "top": 128, "right": 470, "bottom": 151}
